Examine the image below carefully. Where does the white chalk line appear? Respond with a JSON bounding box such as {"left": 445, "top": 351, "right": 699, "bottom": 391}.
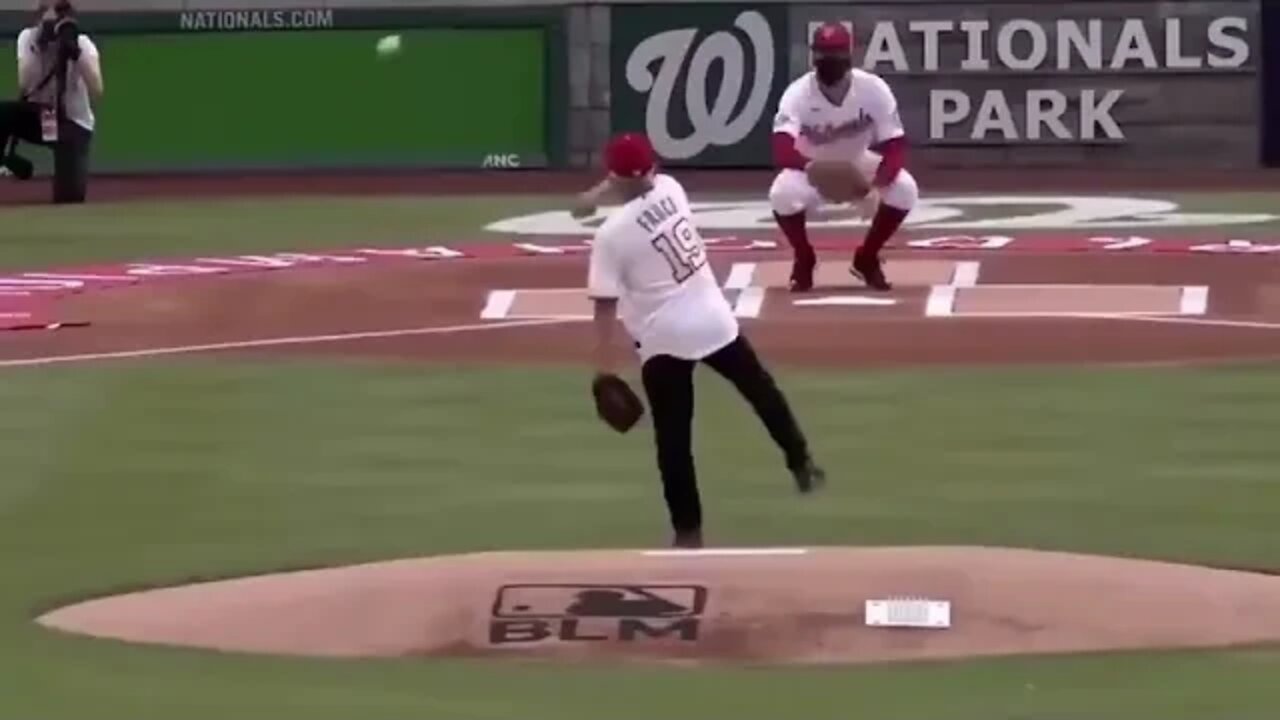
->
{"left": 947, "top": 311, "right": 1189, "bottom": 319}
{"left": 922, "top": 262, "right": 986, "bottom": 318}
{"left": 944, "top": 283, "right": 1188, "bottom": 291}
{"left": 494, "top": 287, "right": 584, "bottom": 297}
{"left": 0, "top": 318, "right": 580, "bottom": 369}
{"left": 641, "top": 548, "right": 809, "bottom": 557}
{"left": 723, "top": 262, "right": 757, "bottom": 291}
{"left": 950, "top": 261, "right": 982, "bottom": 287}
{"left": 924, "top": 282, "right": 1218, "bottom": 321}
{"left": 503, "top": 313, "right": 594, "bottom": 321}
{"left": 1180, "top": 286, "right": 1210, "bottom": 316}
{"left": 924, "top": 285, "right": 958, "bottom": 317}
{"left": 1083, "top": 315, "right": 1280, "bottom": 330}
{"left": 733, "top": 287, "right": 766, "bottom": 318}
{"left": 924, "top": 311, "right": 1280, "bottom": 329}
{"left": 479, "top": 290, "right": 517, "bottom": 320}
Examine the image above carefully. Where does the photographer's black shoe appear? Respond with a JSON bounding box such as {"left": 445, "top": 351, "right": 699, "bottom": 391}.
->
{"left": 1, "top": 155, "right": 34, "bottom": 180}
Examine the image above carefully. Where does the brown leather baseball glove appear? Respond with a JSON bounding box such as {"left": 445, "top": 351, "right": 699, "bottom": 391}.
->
{"left": 592, "top": 373, "right": 644, "bottom": 433}
{"left": 806, "top": 160, "right": 872, "bottom": 203}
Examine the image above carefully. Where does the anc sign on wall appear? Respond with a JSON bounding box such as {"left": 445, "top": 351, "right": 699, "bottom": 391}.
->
{"left": 610, "top": 4, "right": 788, "bottom": 167}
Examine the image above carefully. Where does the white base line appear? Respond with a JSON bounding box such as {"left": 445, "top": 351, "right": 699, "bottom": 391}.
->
{"left": 509, "top": 313, "right": 592, "bottom": 321}
{"left": 500, "top": 287, "right": 583, "bottom": 296}
{"left": 480, "top": 290, "right": 517, "bottom": 320}
{"left": 0, "top": 318, "right": 579, "bottom": 369}
{"left": 951, "top": 261, "right": 981, "bottom": 287}
{"left": 942, "top": 283, "right": 1177, "bottom": 290}
{"left": 1085, "top": 315, "right": 1280, "bottom": 330}
{"left": 733, "top": 287, "right": 766, "bottom": 318}
{"left": 924, "top": 285, "right": 957, "bottom": 317}
{"left": 928, "top": 312, "right": 1280, "bottom": 329}
{"left": 1180, "top": 286, "right": 1210, "bottom": 316}
{"left": 723, "top": 263, "right": 757, "bottom": 291}
{"left": 949, "top": 311, "right": 1187, "bottom": 319}
{"left": 642, "top": 548, "right": 809, "bottom": 557}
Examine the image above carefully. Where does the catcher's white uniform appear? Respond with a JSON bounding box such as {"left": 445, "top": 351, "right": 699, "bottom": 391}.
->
{"left": 768, "top": 69, "right": 919, "bottom": 216}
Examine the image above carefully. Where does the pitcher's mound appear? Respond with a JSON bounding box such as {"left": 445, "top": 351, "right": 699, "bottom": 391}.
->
{"left": 35, "top": 546, "right": 1280, "bottom": 665}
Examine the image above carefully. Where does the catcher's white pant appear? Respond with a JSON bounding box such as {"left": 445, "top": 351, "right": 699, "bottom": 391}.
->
{"left": 769, "top": 150, "right": 919, "bottom": 217}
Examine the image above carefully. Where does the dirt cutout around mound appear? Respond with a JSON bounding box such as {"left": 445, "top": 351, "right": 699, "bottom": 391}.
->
{"left": 36, "top": 546, "right": 1280, "bottom": 666}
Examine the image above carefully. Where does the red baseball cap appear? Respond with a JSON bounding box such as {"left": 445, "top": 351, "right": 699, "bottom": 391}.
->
{"left": 811, "top": 21, "right": 853, "bottom": 54}
{"left": 604, "top": 132, "right": 656, "bottom": 178}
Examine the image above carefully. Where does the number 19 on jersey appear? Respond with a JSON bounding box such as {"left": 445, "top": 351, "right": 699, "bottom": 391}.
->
{"left": 651, "top": 218, "right": 707, "bottom": 283}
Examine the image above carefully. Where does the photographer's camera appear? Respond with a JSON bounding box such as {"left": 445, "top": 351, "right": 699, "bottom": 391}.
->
{"left": 0, "top": 0, "right": 102, "bottom": 203}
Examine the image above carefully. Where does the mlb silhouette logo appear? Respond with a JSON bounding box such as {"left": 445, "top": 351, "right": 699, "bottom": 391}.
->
{"left": 492, "top": 584, "right": 706, "bottom": 618}
{"left": 488, "top": 584, "right": 709, "bottom": 645}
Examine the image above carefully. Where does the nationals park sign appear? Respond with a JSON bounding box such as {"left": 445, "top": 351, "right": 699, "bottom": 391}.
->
{"left": 804, "top": 3, "right": 1258, "bottom": 146}
{"left": 609, "top": 1, "right": 1260, "bottom": 166}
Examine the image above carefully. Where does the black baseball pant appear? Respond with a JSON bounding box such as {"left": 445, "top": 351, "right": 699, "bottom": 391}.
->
{"left": 0, "top": 100, "right": 93, "bottom": 203}
{"left": 640, "top": 333, "right": 811, "bottom": 534}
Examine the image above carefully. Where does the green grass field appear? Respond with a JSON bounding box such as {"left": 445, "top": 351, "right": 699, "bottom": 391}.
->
{"left": 1, "top": 191, "right": 1279, "bottom": 718}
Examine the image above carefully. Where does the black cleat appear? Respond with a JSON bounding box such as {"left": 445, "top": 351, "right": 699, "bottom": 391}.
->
{"left": 672, "top": 530, "right": 704, "bottom": 548}
{"left": 1, "top": 153, "right": 34, "bottom": 181}
{"left": 790, "top": 459, "right": 826, "bottom": 494}
{"left": 789, "top": 257, "right": 816, "bottom": 293}
{"left": 789, "top": 275, "right": 814, "bottom": 293}
{"left": 850, "top": 251, "right": 892, "bottom": 291}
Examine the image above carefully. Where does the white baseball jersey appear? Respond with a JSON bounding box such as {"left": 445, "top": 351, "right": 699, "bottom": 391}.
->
{"left": 16, "top": 27, "right": 100, "bottom": 133}
{"left": 772, "top": 69, "right": 904, "bottom": 163}
{"left": 587, "top": 173, "right": 738, "bottom": 361}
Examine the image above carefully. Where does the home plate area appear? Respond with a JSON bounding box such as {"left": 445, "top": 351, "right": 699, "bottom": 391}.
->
{"left": 479, "top": 257, "right": 1211, "bottom": 323}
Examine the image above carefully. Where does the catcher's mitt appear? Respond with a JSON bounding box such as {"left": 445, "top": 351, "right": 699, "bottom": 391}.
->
{"left": 592, "top": 373, "right": 644, "bottom": 433}
{"left": 805, "top": 160, "right": 872, "bottom": 203}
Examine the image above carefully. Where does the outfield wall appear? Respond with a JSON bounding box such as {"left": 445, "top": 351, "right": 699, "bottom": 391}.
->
{"left": 1, "top": 0, "right": 1273, "bottom": 173}
{"left": 0, "top": 8, "right": 566, "bottom": 172}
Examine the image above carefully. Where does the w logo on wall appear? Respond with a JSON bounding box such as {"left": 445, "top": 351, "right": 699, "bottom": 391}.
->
{"left": 611, "top": 5, "right": 788, "bottom": 166}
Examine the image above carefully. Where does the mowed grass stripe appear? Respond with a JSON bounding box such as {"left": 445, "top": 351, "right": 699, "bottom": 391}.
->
{"left": 0, "top": 360, "right": 1277, "bottom": 718}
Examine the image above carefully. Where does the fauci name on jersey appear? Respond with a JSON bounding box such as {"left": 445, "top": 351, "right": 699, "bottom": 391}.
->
{"left": 634, "top": 195, "right": 680, "bottom": 236}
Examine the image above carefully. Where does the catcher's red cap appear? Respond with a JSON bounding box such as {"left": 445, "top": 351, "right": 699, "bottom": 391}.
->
{"left": 811, "top": 21, "right": 853, "bottom": 53}
{"left": 604, "top": 132, "right": 656, "bottom": 178}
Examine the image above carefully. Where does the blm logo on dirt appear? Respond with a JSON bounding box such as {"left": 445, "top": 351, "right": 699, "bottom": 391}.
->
{"left": 489, "top": 584, "right": 708, "bottom": 645}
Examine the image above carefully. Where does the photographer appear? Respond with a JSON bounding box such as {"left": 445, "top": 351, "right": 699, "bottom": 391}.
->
{"left": 0, "top": 0, "right": 102, "bottom": 203}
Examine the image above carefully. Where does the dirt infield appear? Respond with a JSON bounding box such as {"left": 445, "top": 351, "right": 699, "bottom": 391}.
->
{"left": 35, "top": 546, "right": 1280, "bottom": 665}
{"left": 1, "top": 244, "right": 1277, "bottom": 368}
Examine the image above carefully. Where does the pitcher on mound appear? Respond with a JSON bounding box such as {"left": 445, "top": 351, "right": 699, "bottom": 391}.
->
{"left": 769, "top": 21, "right": 920, "bottom": 292}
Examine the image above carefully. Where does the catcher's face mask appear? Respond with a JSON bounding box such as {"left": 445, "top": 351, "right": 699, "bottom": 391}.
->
{"left": 813, "top": 50, "right": 852, "bottom": 86}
